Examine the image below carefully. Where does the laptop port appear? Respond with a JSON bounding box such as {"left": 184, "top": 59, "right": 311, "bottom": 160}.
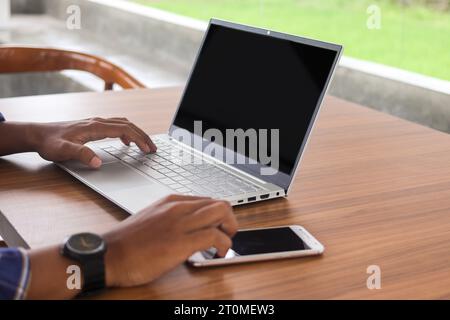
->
{"left": 237, "top": 199, "right": 244, "bottom": 203}
{"left": 247, "top": 196, "right": 257, "bottom": 202}
{"left": 260, "top": 194, "right": 270, "bottom": 199}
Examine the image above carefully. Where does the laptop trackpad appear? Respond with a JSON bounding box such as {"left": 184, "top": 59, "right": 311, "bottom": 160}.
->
{"left": 72, "top": 162, "right": 173, "bottom": 213}
{"left": 74, "top": 162, "right": 153, "bottom": 192}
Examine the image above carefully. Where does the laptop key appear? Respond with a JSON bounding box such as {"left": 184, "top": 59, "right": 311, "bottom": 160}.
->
{"left": 122, "top": 156, "right": 137, "bottom": 163}
{"left": 106, "top": 139, "right": 265, "bottom": 197}
{"left": 141, "top": 167, "right": 165, "bottom": 179}
{"left": 188, "top": 185, "right": 208, "bottom": 193}
{"left": 175, "top": 187, "right": 190, "bottom": 193}
{"left": 165, "top": 172, "right": 178, "bottom": 178}
{"left": 170, "top": 183, "right": 184, "bottom": 189}
{"left": 159, "top": 178, "right": 177, "bottom": 185}
{"left": 180, "top": 171, "right": 193, "bottom": 177}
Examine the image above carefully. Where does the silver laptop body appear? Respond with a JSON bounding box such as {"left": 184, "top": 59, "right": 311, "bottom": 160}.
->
{"left": 58, "top": 19, "right": 342, "bottom": 214}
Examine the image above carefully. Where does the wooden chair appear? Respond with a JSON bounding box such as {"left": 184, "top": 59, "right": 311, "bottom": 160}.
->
{"left": 0, "top": 236, "right": 6, "bottom": 247}
{"left": 0, "top": 46, "right": 145, "bottom": 91}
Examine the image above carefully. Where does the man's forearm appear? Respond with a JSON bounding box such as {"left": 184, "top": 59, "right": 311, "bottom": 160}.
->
{"left": 0, "top": 122, "right": 40, "bottom": 156}
{"left": 27, "top": 240, "right": 118, "bottom": 299}
{"left": 27, "top": 245, "right": 82, "bottom": 299}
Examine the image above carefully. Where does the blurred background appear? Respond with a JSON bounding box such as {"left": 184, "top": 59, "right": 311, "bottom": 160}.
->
{"left": 138, "top": 0, "right": 450, "bottom": 81}
{"left": 0, "top": 0, "right": 449, "bottom": 131}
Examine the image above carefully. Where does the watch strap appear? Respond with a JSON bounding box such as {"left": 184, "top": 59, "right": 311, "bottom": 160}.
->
{"left": 61, "top": 233, "right": 107, "bottom": 297}
{"left": 77, "top": 257, "right": 106, "bottom": 297}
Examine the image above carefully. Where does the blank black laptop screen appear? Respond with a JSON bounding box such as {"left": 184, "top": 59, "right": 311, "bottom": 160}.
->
{"left": 172, "top": 22, "right": 338, "bottom": 185}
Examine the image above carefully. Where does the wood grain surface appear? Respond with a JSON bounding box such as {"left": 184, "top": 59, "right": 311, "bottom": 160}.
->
{"left": 2, "top": 87, "right": 450, "bottom": 299}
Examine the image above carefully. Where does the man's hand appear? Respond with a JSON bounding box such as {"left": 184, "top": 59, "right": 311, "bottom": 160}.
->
{"left": 28, "top": 117, "right": 156, "bottom": 168}
{"left": 103, "top": 195, "right": 238, "bottom": 287}
{"left": 27, "top": 195, "right": 237, "bottom": 299}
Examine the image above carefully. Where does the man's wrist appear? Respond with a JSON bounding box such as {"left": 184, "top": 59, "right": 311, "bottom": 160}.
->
{"left": 0, "top": 122, "right": 41, "bottom": 156}
{"left": 103, "top": 231, "right": 123, "bottom": 288}
{"left": 0, "top": 122, "right": 42, "bottom": 154}
{"left": 27, "top": 245, "right": 83, "bottom": 299}
{"left": 24, "top": 122, "right": 43, "bottom": 153}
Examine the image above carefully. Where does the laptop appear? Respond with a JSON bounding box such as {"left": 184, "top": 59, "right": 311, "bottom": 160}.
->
{"left": 59, "top": 19, "right": 343, "bottom": 214}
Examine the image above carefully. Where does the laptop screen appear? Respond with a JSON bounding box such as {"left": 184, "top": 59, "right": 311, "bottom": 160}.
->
{"left": 170, "top": 20, "right": 341, "bottom": 190}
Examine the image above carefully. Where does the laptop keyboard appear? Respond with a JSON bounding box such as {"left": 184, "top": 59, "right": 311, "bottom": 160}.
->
{"left": 100, "top": 137, "right": 263, "bottom": 198}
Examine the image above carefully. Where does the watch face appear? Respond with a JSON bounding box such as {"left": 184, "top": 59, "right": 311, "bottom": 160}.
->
{"left": 66, "top": 233, "right": 105, "bottom": 255}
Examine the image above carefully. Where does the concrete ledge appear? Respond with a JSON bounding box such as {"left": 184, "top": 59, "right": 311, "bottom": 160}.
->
{"left": 41, "top": 0, "right": 205, "bottom": 76}
{"left": 0, "top": 72, "right": 90, "bottom": 98}
{"left": 11, "top": 0, "right": 44, "bottom": 14}
{"left": 339, "top": 56, "right": 449, "bottom": 96}
{"left": 90, "top": 0, "right": 208, "bottom": 32}
{"left": 329, "top": 65, "right": 450, "bottom": 132}
{"left": 331, "top": 57, "right": 450, "bottom": 132}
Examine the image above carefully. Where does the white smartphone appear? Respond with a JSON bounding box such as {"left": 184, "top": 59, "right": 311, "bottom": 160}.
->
{"left": 188, "top": 225, "right": 324, "bottom": 267}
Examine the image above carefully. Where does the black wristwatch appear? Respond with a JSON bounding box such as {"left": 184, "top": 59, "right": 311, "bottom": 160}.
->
{"left": 62, "top": 232, "right": 107, "bottom": 296}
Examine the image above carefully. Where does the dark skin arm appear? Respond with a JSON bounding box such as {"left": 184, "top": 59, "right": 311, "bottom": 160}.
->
{"left": 26, "top": 195, "right": 237, "bottom": 299}
{"left": 0, "top": 122, "right": 37, "bottom": 156}
{"left": 0, "top": 117, "right": 157, "bottom": 167}
{"left": 0, "top": 118, "right": 238, "bottom": 299}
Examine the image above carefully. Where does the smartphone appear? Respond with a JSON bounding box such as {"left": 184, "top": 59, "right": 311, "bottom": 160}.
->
{"left": 188, "top": 225, "right": 324, "bottom": 267}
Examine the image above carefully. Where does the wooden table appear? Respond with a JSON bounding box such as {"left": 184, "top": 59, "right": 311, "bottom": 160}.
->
{"left": 2, "top": 87, "right": 450, "bottom": 299}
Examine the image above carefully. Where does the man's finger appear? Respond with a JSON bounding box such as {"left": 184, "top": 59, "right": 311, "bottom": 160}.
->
{"left": 182, "top": 201, "right": 237, "bottom": 237}
{"left": 187, "top": 228, "right": 232, "bottom": 258}
{"left": 64, "top": 142, "right": 101, "bottom": 168}
{"left": 95, "top": 117, "right": 156, "bottom": 152}
{"left": 120, "top": 137, "right": 130, "bottom": 146}
{"left": 86, "top": 122, "right": 151, "bottom": 153}
{"left": 115, "top": 119, "right": 156, "bottom": 152}
{"left": 156, "top": 194, "right": 211, "bottom": 205}
{"left": 160, "top": 199, "right": 219, "bottom": 219}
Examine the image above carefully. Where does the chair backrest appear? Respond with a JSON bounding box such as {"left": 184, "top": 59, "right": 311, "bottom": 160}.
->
{"left": 0, "top": 46, "right": 145, "bottom": 90}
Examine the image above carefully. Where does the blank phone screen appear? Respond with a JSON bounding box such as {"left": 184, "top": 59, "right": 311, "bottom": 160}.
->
{"left": 202, "top": 227, "right": 309, "bottom": 259}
